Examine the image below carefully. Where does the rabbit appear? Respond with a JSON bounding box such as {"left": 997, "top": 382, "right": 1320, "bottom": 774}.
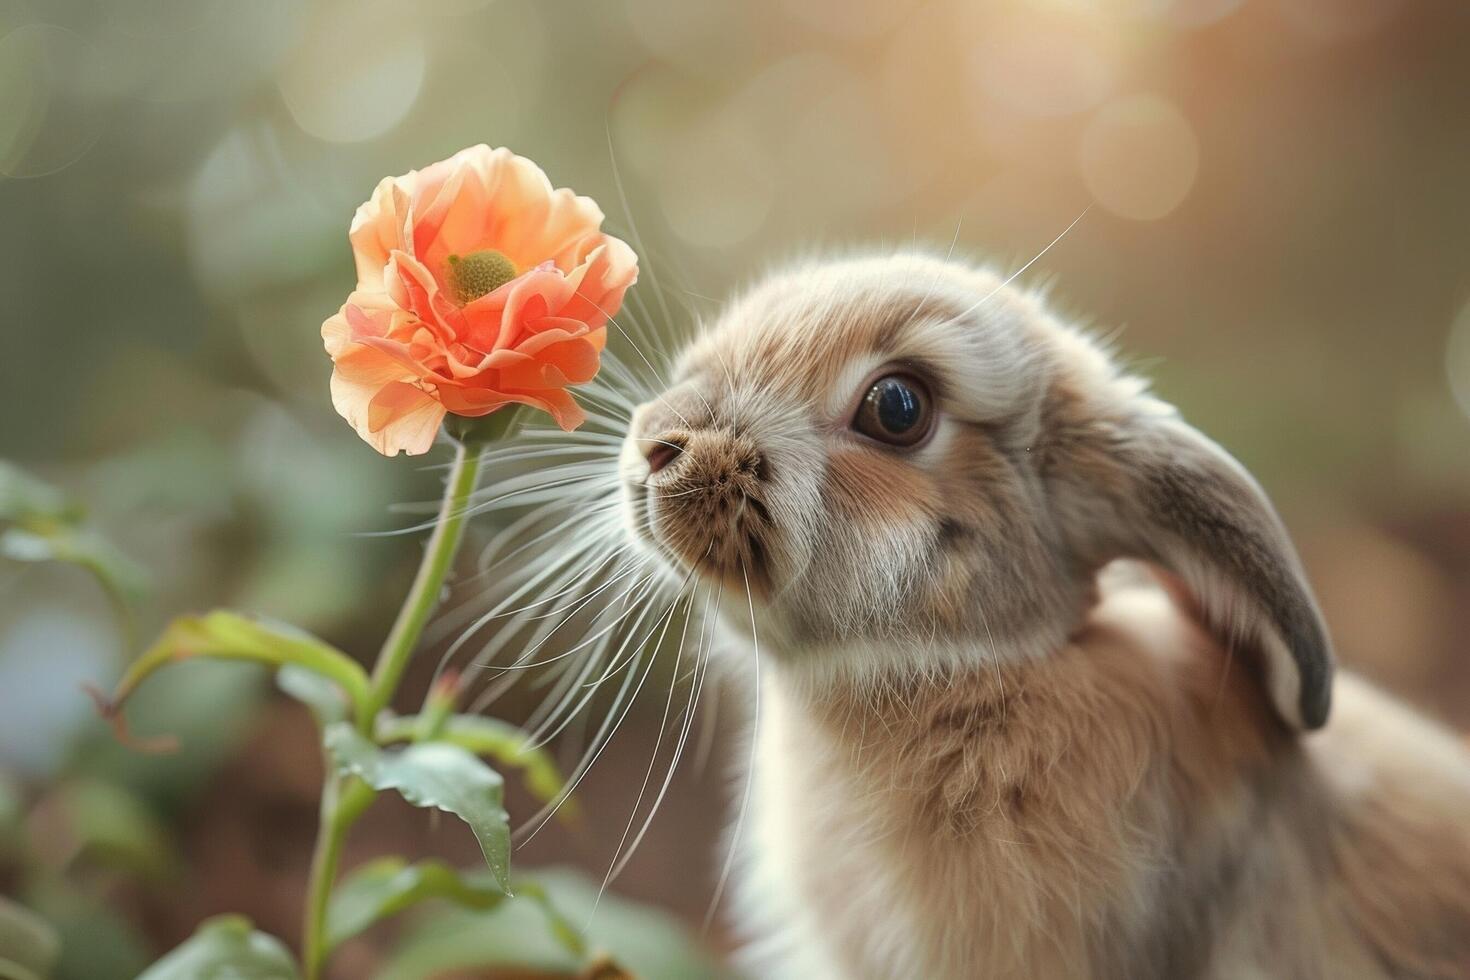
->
{"left": 615, "top": 252, "right": 1470, "bottom": 979}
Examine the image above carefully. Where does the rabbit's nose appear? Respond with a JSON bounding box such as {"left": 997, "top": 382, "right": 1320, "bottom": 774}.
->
{"left": 645, "top": 437, "right": 684, "bottom": 474}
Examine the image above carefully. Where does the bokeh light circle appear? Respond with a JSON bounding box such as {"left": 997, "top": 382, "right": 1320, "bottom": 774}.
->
{"left": 729, "top": 54, "right": 906, "bottom": 211}
{"left": 186, "top": 124, "right": 337, "bottom": 300}
{"left": 0, "top": 24, "right": 106, "bottom": 178}
{"left": 970, "top": 16, "right": 1119, "bottom": 119}
{"left": 623, "top": 0, "right": 754, "bottom": 78}
{"left": 277, "top": 5, "right": 426, "bottom": 143}
{"left": 100, "top": 0, "right": 301, "bottom": 104}
{"left": 659, "top": 124, "right": 775, "bottom": 250}
{"left": 1079, "top": 94, "right": 1199, "bottom": 221}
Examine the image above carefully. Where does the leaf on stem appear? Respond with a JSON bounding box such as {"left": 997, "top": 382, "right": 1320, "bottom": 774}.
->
{"left": 92, "top": 612, "right": 370, "bottom": 751}
{"left": 41, "top": 778, "right": 177, "bottom": 880}
{"left": 276, "top": 665, "right": 350, "bottom": 727}
{"left": 375, "top": 712, "right": 576, "bottom": 819}
{"left": 323, "top": 724, "right": 511, "bottom": 890}
{"left": 0, "top": 460, "right": 78, "bottom": 523}
{"left": 378, "top": 868, "right": 722, "bottom": 980}
{"left": 135, "top": 915, "right": 298, "bottom": 980}
{"left": 325, "top": 857, "right": 505, "bottom": 951}
{"left": 0, "top": 461, "right": 148, "bottom": 622}
{"left": 325, "top": 856, "right": 587, "bottom": 957}
{"left": 0, "top": 526, "right": 148, "bottom": 608}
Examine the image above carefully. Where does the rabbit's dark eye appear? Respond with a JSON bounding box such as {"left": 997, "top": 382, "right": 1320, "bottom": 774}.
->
{"left": 852, "top": 374, "right": 933, "bottom": 447}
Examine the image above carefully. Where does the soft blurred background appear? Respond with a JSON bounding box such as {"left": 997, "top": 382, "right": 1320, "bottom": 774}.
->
{"left": 2, "top": 0, "right": 1469, "bottom": 976}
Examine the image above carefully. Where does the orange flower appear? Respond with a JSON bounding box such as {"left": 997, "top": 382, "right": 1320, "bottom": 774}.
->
{"left": 322, "top": 145, "right": 638, "bottom": 456}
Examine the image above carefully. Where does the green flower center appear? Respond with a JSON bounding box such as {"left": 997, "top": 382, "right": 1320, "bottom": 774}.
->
{"left": 447, "top": 250, "right": 517, "bottom": 303}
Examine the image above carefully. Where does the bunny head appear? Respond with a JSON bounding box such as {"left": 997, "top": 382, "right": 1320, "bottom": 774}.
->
{"left": 619, "top": 253, "right": 1332, "bottom": 729}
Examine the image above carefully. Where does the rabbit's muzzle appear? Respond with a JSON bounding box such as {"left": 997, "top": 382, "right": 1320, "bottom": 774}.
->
{"left": 638, "top": 427, "right": 776, "bottom": 593}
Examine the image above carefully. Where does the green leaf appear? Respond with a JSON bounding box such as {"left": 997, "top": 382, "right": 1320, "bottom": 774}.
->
{"left": 96, "top": 612, "right": 369, "bottom": 748}
{"left": 0, "top": 461, "right": 148, "bottom": 623}
{"left": 136, "top": 916, "right": 298, "bottom": 980}
{"left": 0, "top": 527, "right": 148, "bottom": 610}
{"left": 20, "top": 880, "right": 151, "bottom": 980}
{"left": 51, "top": 779, "right": 176, "bottom": 879}
{"left": 0, "top": 896, "right": 59, "bottom": 980}
{"left": 323, "top": 724, "right": 510, "bottom": 890}
{"left": 376, "top": 713, "right": 573, "bottom": 815}
{"left": 508, "top": 879, "right": 587, "bottom": 962}
{"left": 380, "top": 867, "right": 726, "bottom": 980}
{"left": 0, "top": 462, "right": 79, "bottom": 526}
{"left": 276, "top": 665, "right": 349, "bottom": 726}
{"left": 325, "top": 857, "right": 583, "bottom": 959}
{"left": 326, "top": 858, "right": 506, "bottom": 951}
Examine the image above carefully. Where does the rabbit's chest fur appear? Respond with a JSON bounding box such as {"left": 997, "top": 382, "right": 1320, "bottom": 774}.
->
{"left": 729, "top": 581, "right": 1470, "bottom": 980}
{"left": 736, "top": 607, "right": 1184, "bottom": 980}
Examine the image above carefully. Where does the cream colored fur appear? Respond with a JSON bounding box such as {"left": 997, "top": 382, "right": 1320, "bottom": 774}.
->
{"left": 732, "top": 570, "right": 1470, "bottom": 979}
{"left": 616, "top": 253, "right": 1470, "bottom": 978}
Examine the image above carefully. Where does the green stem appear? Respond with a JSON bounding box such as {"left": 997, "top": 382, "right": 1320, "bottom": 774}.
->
{"left": 301, "top": 436, "right": 484, "bottom": 979}
{"left": 361, "top": 440, "right": 484, "bottom": 729}
{"left": 302, "top": 776, "right": 373, "bottom": 978}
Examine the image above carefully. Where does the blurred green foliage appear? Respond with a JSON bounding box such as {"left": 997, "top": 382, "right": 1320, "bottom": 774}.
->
{"left": 379, "top": 868, "right": 727, "bottom": 980}
{"left": 0, "top": 464, "right": 257, "bottom": 980}
{"left": 322, "top": 857, "right": 582, "bottom": 957}
{"left": 135, "top": 916, "right": 298, "bottom": 980}
{"left": 0, "top": 896, "right": 59, "bottom": 980}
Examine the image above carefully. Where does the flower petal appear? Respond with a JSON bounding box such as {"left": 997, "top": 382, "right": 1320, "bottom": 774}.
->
{"left": 349, "top": 177, "right": 411, "bottom": 290}
{"left": 440, "top": 387, "right": 586, "bottom": 432}
{"left": 331, "top": 145, "right": 637, "bottom": 443}
{"left": 362, "top": 381, "right": 446, "bottom": 456}
{"left": 411, "top": 159, "right": 471, "bottom": 261}
{"left": 560, "top": 238, "right": 639, "bottom": 331}
{"left": 384, "top": 251, "right": 462, "bottom": 344}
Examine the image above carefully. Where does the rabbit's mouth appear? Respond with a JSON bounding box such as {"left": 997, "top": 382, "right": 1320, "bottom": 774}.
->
{"left": 621, "top": 425, "right": 778, "bottom": 597}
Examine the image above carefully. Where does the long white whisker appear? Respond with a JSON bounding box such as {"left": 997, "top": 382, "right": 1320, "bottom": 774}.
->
{"left": 605, "top": 121, "right": 677, "bottom": 354}
{"left": 604, "top": 567, "right": 719, "bottom": 884}
{"left": 598, "top": 584, "right": 700, "bottom": 898}
{"left": 517, "top": 618, "right": 664, "bottom": 844}
{"left": 438, "top": 539, "right": 628, "bottom": 677}
{"left": 428, "top": 535, "right": 628, "bottom": 689}
{"left": 521, "top": 558, "right": 648, "bottom": 624}
{"left": 475, "top": 497, "right": 624, "bottom": 575}
{"left": 912, "top": 216, "right": 964, "bottom": 322}
{"left": 943, "top": 206, "right": 1090, "bottom": 327}
{"left": 585, "top": 302, "right": 694, "bottom": 430}
{"left": 705, "top": 558, "right": 761, "bottom": 932}
{"left": 471, "top": 565, "right": 654, "bottom": 676}
{"left": 361, "top": 471, "right": 596, "bottom": 538}
{"left": 522, "top": 571, "right": 685, "bottom": 748}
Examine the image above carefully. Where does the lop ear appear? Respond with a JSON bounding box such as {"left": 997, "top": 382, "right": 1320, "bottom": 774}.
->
{"left": 1060, "top": 407, "right": 1334, "bottom": 730}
